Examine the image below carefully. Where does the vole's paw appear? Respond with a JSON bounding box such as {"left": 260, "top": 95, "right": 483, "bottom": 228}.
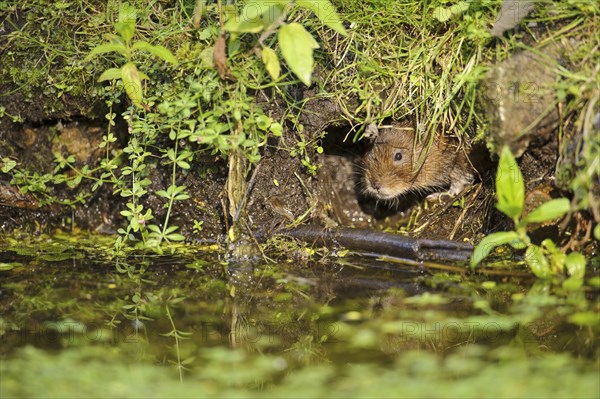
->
{"left": 426, "top": 191, "right": 454, "bottom": 203}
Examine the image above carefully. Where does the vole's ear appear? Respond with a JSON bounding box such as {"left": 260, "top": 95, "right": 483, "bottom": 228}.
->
{"left": 364, "top": 124, "right": 379, "bottom": 141}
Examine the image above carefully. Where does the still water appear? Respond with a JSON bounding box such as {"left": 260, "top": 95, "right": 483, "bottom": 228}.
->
{"left": 1, "top": 234, "right": 598, "bottom": 398}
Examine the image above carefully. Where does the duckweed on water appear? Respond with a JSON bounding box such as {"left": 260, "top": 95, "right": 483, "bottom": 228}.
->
{"left": 1, "top": 234, "right": 598, "bottom": 398}
{"left": 1, "top": 344, "right": 598, "bottom": 399}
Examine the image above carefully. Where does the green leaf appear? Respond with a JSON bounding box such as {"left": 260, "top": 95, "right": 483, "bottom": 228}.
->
{"left": 167, "top": 233, "right": 185, "bottom": 242}
{"left": 106, "top": 34, "right": 127, "bottom": 46}
{"left": 1, "top": 157, "right": 17, "bottom": 173}
{"left": 0, "top": 262, "right": 22, "bottom": 271}
{"left": 67, "top": 175, "right": 82, "bottom": 188}
{"left": 495, "top": 147, "right": 524, "bottom": 221}
{"left": 224, "top": 6, "right": 265, "bottom": 34}
{"left": 540, "top": 239, "right": 565, "bottom": 273}
{"left": 270, "top": 122, "right": 283, "bottom": 136}
{"left": 261, "top": 46, "right": 281, "bottom": 80}
{"left": 568, "top": 311, "right": 599, "bottom": 326}
{"left": 176, "top": 161, "right": 191, "bottom": 169}
{"left": 115, "top": 2, "right": 137, "bottom": 44}
{"left": 296, "top": 0, "right": 347, "bottom": 35}
{"left": 224, "top": 18, "right": 264, "bottom": 33}
{"left": 524, "top": 198, "right": 570, "bottom": 223}
{"left": 525, "top": 244, "right": 551, "bottom": 279}
{"left": 85, "top": 43, "right": 128, "bottom": 61}
{"left": 260, "top": 3, "right": 285, "bottom": 27}
{"left": 278, "top": 23, "right": 319, "bottom": 86}
{"left": 432, "top": 1, "right": 470, "bottom": 22}
{"left": 131, "top": 41, "right": 178, "bottom": 64}
{"left": 565, "top": 252, "right": 585, "bottom": 280}
{"left": 470, "top": 231, "right": 522, "bottom": 268}
{"left": 510, "top": 238, "right": 528, "bottom": 250}
{"left": 148, "top": 224, "right": 162, "bottom": 234}
{"left": 236, "top": 1, "right": 286, "bottom": 28}
{"left": 562, "top": 276, "right": 583, "bottom": 290}
{"left": 97, "top": 68, "right": 123, "bottom": 82}
{"left": 164, "top": 225, "right": 179, "bottom": 235}
{"left": 121, "top": 62, "right": 143, "bottom": 107}
{"left": 255, "top": 115, "right": 272, "bottom": 130}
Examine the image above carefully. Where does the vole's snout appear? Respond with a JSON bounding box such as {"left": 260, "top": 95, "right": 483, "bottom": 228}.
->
{"left": 369, "top": 179, "right": 381, "bottom": 191}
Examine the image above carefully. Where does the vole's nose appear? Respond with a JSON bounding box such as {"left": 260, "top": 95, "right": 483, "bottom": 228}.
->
{"left": 370, "top": 180, "right": 381, "bottom": 190}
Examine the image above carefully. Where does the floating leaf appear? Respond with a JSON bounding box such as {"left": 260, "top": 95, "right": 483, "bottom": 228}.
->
{"left": 278, "top": 23, "right": 319, "bottom": 86}
{"left": 495, "top": 147, "right": 524, "bottom": 222}
{"left": 471, "top": 231, "right": 521, "bottom": 268}
{"left": 524, "top": 198, "right": 570, "bottom": 224}
{"left": 261, "top": 46, "right": 281, "bottom": 80}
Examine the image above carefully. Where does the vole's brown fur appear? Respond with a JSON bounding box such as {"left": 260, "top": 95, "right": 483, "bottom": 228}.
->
{"left": 362, "top": 121, "right": 474, "bottom": 201}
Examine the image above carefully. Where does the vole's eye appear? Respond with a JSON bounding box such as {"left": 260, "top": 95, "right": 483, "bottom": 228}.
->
{"left": 394, "top": 151, "right": 403, "bottom": 162}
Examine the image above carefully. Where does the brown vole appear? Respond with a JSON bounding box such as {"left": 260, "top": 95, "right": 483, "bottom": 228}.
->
{"left": 362, "top": 121, "right": 474, "bottom": 201}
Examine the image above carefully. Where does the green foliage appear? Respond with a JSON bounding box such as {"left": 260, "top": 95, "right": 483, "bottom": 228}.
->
{"left": 470, "top": 231, "right": 522, "bottom": 267}
{"left": 320, "top": 1, "right": 496, "bottom": 141}
{"left": 85, "top": 2, "right": 178, "bottom": 107}
{"left": 77, "top": 2, "right": 287, "bottom": 252}
{"left": 1, "top": 157, "right": 17, "bottom": 174}
{"left": 223, "top": 0, "right": 346, "bottom": 85}
{"left": 471, "top": 147, "right": 585, "bottom": 286}
{"left": 278, "top": 22, "right": 320, "bottom": 85}
{"left": 432, "top": 1, "right": 471, "bottom": 22}
{"left": 3, "top": 150, "right": 94, "bottom": 208}
{"left": 288, "top": 124, "right": 324, "bottom": 176}
{"left": 495, "top": 147, "right": 525, "bottom": 223}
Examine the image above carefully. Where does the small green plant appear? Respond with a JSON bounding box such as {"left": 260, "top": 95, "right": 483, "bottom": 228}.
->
{"left": 1, "top": 157, "right": 17, "bottom": 174}
{"left": 223, "top": 0, "right": 346, "bottom": 85}
{"left": 6, "top": 151, "right": 93, "bottom": 208}
{"left": 288, "top": 124, "right": 324, "bottom": 175}
{"left": 85, "top": 2, "right": 177, "bottom": 107}
{"left": 471, "top": 147, "right": 586, "bottom": 288}
{"left": 192, "top": 220, "right": 204, "bottom": 234}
